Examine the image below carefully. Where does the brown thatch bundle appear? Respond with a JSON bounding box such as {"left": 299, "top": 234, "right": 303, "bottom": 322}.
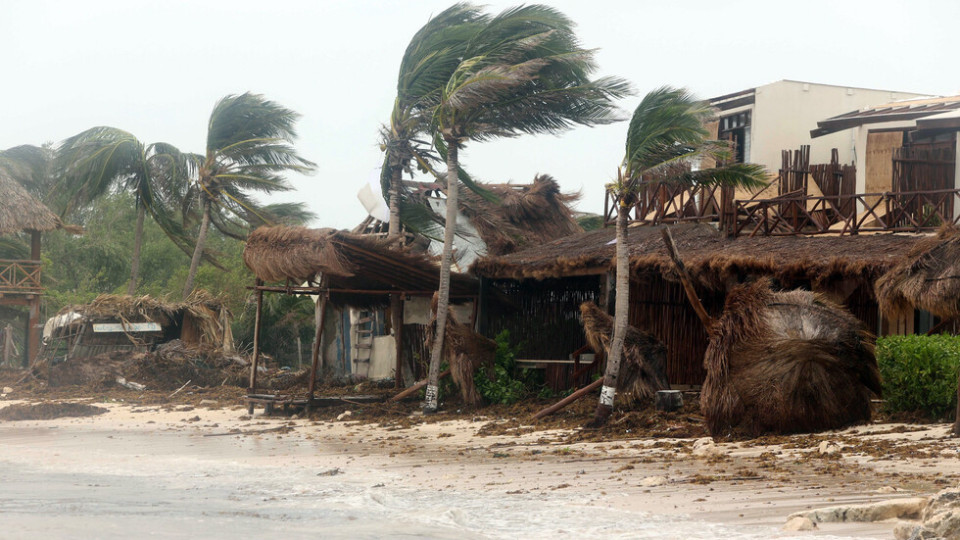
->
{"left": 579, "top": 302, "right": 669, "bottom": 403}
{"left": 451, "top": 174, "right": 582, "bottom": 256}
{"left": 876, "top": 225, "right": 960, "bottom": 321}
{"left": 426, "top": 295, "right": 496, "bottom": 407}
{"left": 243, "top": 226, "right": 352, "bottom": 283}
{"left": 0, "top": 171, "right": 75, "bottom": 235}
{"left": 702, "top": 279, "right": 881, "bottom": 436}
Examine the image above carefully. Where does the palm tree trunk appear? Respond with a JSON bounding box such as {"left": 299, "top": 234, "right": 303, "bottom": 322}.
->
{"left": 423, "top": 140, "right": 459, "bottom": 413}
{"left": 182, "top": 199, "right": 212, "bottom": 299}
{"left": 127, "top": 205, "right": 146, "bottom": 296}
{"left": 387, "top": 166, "right": 402, "bottom": 239}
{"left": 589, "top": 204, "right": 630, "bottom": 426}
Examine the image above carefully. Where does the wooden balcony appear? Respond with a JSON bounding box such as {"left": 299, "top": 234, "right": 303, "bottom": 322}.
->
{"left": 604, "top": 182, "right": 733, "bottom": 228}
{"left": 0, "top": 259, "right": 42, "bottom": 295}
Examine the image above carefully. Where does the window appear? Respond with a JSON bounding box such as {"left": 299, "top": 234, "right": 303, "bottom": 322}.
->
{"left": 719, "top": 111, "right": 752, "bottom": 163}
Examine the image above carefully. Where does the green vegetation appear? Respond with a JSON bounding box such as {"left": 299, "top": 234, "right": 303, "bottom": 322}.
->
{"left": 877, "top": 334, "right": 960, "bottom": 419}
{"left": 473, "top": 331, "right": 551, "bottom": 405}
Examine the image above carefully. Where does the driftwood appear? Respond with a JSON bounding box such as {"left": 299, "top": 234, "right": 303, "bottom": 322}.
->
{"left": 168, "top": 380, "right": 191, "bottom": 398}
{"left": 115, "top": 377, "right": 146, "bottom": 391}
{"left": 389, "top": 369, "right": 451, "bottom": 402}
{"left": 532, "top": 379, "right": 603, "bottom": 420}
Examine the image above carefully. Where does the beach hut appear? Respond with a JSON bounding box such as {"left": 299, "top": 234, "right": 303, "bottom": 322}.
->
{"left": 38, "top": 292, "right": 233, "bottom": 364}
{"left": 241, "top": 226, "right": 479, "bottom": 408}
{"left": 474, "top": 223, "right": 926, "bottom": 390}
{"left": 0, "top": 170, "right": 80, "bottom": 365}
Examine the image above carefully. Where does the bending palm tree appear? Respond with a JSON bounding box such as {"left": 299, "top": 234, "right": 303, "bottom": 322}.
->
{"left": 181, "top": 93, "right": 316, "bottom": 299}
{"left": 55, "top": 128, "right": 196, "bottom": 295}
{"left": 421, "top": 5, "right": 632, "bottom": 412}
{"left": 589, "top": 87, "right": 768, "bottom": 426}
{"left": 381, "top": 3, "right": 488, "bottom": 241}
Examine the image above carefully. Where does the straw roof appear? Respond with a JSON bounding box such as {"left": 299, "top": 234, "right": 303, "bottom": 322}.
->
{"left": 454, "top": 174, "right": 582, "bottom": 256}
{"left": 875, "top": 225, "right": 960, "bottom": 319}
{"left": 243, "top": 226, "right": 478, "bottom": 297}
{"left": 0, "top": 170, "right": 72, "bottom": 235}
{"left": 474, "top": 223, "right": 925, "bottom": 292}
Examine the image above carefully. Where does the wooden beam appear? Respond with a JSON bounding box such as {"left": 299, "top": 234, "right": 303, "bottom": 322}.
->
{"left": 308, "top": 287, "right": 329, "bottom": 400}
{"left": 392, "top": 294, "right": 404, "bottom": 389}
{"left": 249, "top": 279, "right": 264, "bottom": 392}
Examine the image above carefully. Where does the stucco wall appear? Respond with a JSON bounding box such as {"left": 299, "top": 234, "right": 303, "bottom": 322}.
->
{"left": 751, "top": 81, "right": 925, "bottom": 173}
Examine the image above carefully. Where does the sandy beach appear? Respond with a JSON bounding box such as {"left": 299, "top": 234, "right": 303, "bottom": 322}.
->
{"left": 1, "top": 393, "right": 957, "bottom": 540}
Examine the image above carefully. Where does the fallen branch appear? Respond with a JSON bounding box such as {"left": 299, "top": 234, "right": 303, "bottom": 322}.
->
{"left": 116, "top": 377, "right": 146, "bottom": 391}
{"left": 203, "top": 425, "right": 293, "bottom": 437}
{"left": 661, "top": 228, "right": 715, "bottom": 331}
{"left": 168, "top": 380, "right": 191, "bottom": 398}
{"left": 533, "top": 378, "right": 603, "bottom": 420}
{"left": 388, "top": 369, "right": 451, "bottom": 402}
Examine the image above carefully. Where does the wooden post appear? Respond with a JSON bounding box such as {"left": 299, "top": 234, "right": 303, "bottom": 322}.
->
{"left": 389, "top": 369, "right": 451, "bottom": 402}
{"left": 392, "top": 294, "right": 404, "bottom": 389}
{"left": 248, "top": 279, "right": 263, "bottom": 392}
{"left": 308, "top": 289, "right": 328, "bottom": 401}
{"left": 533, "top": 379, "right": 603, "bottom": 420}
{"left": 655, "top": 390, "right": 683, "bottom": 412}
{"left": 26, "top": 230, "right": 41, "bottom": 366}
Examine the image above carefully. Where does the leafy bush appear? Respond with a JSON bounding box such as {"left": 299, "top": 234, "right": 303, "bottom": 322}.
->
{"left": 475, "top": 330, "right": 530, "bottom": 405}
{"left": 877, "top": 334, "right": 960, "bottom": 420}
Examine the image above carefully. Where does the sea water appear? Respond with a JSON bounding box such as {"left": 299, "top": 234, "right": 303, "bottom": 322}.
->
{"left": 0, "top": 426, "right": 877, "bottom": 540}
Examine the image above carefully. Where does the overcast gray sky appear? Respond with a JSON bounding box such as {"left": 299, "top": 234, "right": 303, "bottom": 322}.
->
{"left": 3, "top": 0, "right": 957, "bottom": 229}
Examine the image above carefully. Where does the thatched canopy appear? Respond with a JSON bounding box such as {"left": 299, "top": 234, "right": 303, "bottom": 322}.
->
{"left": 875, "top": 226, "right": 960, "bottom": 320}
{"left": 243, "top": 226, "right": 478, "bottom": 297}
{"left": 474, "top": 223, "right": 925, "bottom": 292}
{"left": 53, "top": 291, "right": 230, "bottom": 348}
{"left": 702, "top": 280, "right": 881, "bottom": 436}
{"left": 0, "top": 170, "right": 73, "bottom": 236}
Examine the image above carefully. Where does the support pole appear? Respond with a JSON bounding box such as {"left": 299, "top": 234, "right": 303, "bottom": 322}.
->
{"left": 308, "top": 289, "right": 328, "bottom": 401}
{"left": 26, "top": 230, "right": 41, "bottom": 366}
{"left": 392, "top": 294, "right": 404, "bottom": 389}
{"left": 248, "top": 279, "right": 263, "bottom": 392}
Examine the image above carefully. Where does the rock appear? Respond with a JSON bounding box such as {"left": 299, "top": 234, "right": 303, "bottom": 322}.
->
{"left": 317, "top": 467, "right": 342, "bottom": 476}
{"left": 789, "top": 497, "right": 929, "bottom": 523}
{"left": 336, "top": 411, "right": 352, "bottom": 421}
{"left": 2, "top": 386, "right": 12, "bottom": 394}
{"left": 818, "top": 441, "right": 841, "bottom": 455}
{"left": 783, "top": 516, "right": 817, "bottom": 531}
{"left": 895, "top": 521, "right": 946, "bottom": 540}
{"left": 920, "top": 487, "right": 960, "bottom": 539}
{"left": 692, "top": 437, "right": 723, "bottom": 457}
{"left": 878, "top": 486, "right": 899, "bottom": 494}
{"left": 639, "top": 475, "right": 668, "bottom": 487}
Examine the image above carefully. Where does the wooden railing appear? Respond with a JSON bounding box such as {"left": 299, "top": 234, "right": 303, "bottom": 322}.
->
{"left": 604, "top": 182, "right": 732, "bottom": 227}
{"left": 733, "top": 188, "right": 960, "bottom": 236}
{"left": 0, "top": 259, "right": 42, "bottom": 294}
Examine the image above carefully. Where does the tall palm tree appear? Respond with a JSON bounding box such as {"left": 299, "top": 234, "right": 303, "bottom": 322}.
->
{"left": 421, "top": 5, "right": 632, "bottom": 412}
{"left": 589, "top": 87, "right": 768, "bottom": 426}
{"left": 181, "top": 93, "right": 316, "bottom": 299}
{"left": 55, "top": 128, "right": 197, "bottom": 295}
{"left": 381, "top": 3, "right": 487, "bottom": 241}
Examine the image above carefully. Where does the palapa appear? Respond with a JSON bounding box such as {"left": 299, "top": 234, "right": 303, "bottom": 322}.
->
{"left": 579, "top": 301, "right": 668, "bottom": 403}
{"left": 875, "top": 225, "right": 960, "bottom": 321}
{"left": 0, "top": 169, "right": 80, "bottom": 235}
{"left": 701, "top": 279, "right": 881, "bottom": 436}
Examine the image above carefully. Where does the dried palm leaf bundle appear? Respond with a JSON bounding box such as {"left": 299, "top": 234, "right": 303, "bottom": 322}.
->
{"left": 702, "top": 279, "right": 881, "bottom": 436}
{"left": 425, "top": 294, "right": 496, "bottom": 407}
{"left": 579, "top": 301, "right": 669, "bottom": 403}
{"left": 876, "top": 225, "right": 960, "bottom": 322}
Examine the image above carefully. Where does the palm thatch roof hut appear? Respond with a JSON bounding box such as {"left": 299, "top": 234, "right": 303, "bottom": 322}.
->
{"left": 701, "top": 280, "right": 881, "bottom": 436}
{"left": 875, "top": 226, "right": 960, "bottom": 322}
{"left": 475, "top": 223, "right": 923, "bottom": 388}
{"left": 0, "top": 170, "right": 75, "bottom": 236}
{"left": 39, "top": 291, "right": 232, "bottom": 364}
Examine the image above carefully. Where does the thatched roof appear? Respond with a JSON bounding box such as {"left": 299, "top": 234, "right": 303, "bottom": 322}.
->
{"left": 57, "top": 290, "right": 227, "bottom": 324}
{"left": 243, "top": 226, "right": 478, "bottom": 297}
{"left": 0, "top": 170, "right": 73, "bottom": 235}
{"left": 474, "top": 223, "right": 926, "bottom": 292}
{"left": 875, "top": 225, "right": 960, "bottom": 319}
{"left": 455, "top": 174, "right": 582, "bottom": 256}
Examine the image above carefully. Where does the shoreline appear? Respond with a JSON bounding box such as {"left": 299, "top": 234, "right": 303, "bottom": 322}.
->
{"left": 2, "top": 398, "right": 957, "bottom": 538}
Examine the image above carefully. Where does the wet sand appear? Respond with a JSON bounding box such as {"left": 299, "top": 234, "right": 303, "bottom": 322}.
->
{"left": 2, "top": 400, "right": 957, "bottom": 539}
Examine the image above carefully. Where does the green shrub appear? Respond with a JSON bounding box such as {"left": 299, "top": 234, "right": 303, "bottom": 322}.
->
{"left": 475, "top": 330, "right": 530, "bottom": 405}
{"left": 877, "top": 334, "right": 960, "bottom": 420}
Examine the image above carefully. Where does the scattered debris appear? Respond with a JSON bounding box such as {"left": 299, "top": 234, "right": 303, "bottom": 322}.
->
{"left": 0, "top": 402, "right": 108, "bottom": 421}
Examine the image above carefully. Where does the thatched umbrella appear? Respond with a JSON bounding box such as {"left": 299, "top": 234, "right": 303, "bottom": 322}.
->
{"left": 580, "top": 301, "right": 668, "bottom": 403}
{"left": 425, "top": 294, "right": 495, "bottom": 407}
{"left": 0, "top": 171, "right": 73, "bottom": 236}
{"left": 875, "top": 225, "right": 960, "bottom": 433}
{"left": 876, "top": 226, "right": 960, "bottom": 325}
{"left": 701, "top": 279, "right": 881, "bottom": 436}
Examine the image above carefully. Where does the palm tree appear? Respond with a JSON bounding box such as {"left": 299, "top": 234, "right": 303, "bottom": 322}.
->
{"left": 181, "top": 92, "right": 316, "bottom": 299}
{"left": 381, "top": 3, "right": 487, "bottom": 241}
{"left": 420, "top": 5, "right": 632, "bottom": 412}
{"left": 589, "top": 87, "right": 768, "bottom": 427}
{"left": 55, "top": 128, "right": 196, "bottom": 295}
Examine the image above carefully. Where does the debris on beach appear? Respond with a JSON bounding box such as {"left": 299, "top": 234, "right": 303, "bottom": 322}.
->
{"left": 0, "top": 402, "right": 108, "bottom": 421}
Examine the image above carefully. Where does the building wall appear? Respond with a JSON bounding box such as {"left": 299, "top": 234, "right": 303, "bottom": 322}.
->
{"left": 751, "top": 81, "right": 925, "bottom": 174}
